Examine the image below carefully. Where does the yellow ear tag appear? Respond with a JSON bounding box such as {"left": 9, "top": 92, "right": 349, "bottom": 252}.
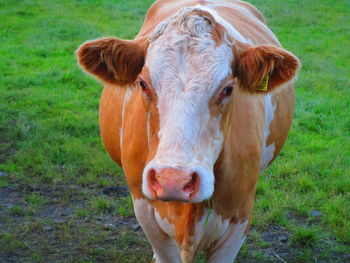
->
{"left": 256, "top": 75, "right": 269, "bottom": 92}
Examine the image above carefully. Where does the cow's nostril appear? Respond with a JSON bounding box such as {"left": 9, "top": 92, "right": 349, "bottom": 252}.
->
{"left": 148, "top": 169, "right": 161, "bottom": 197}
{"left": 148, "top": 168, "right": 156, "bottom": 182}
{"left": 183, "top": 172, "right": 199, "bottom": 197}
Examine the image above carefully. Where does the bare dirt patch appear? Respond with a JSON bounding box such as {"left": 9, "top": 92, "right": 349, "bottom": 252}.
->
{"left": 1, "top": 181, "right": 348, "bottom": 263}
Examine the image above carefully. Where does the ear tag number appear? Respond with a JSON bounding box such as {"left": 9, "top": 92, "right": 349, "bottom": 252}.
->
{"left": 256, "top": 75, "right": 269, "bottom": 92}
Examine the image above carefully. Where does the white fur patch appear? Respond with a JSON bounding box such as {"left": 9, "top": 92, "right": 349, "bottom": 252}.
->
{"left": 260, "top": 94, "right": 276, "bottom": 171}
{"left": 201, "top": 211, "right": 248, "bottom": 262}
{"left": 186, "top": 210, "right": 248, "bottom": 262}
{"left": 154, "top": 209, "right": 175, "bottom": 236}
{"left": 146, "top": 111, "right": 151, "bottom": 151}
{"left": 134, "top": 198, "right": 248, "bottom": 262}
{"left": 120, "top": 87, "right": 134, "bottom": 152}
{"left": 133, "top": 198, "right": 182, "bottom": 263}
{"left": 206, "top": 220, "right": 248, "bottom": 263}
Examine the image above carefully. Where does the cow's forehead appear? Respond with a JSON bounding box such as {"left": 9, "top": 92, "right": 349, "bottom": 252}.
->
{"left": 145, "top": 7, "right": 233, "bottom": 97}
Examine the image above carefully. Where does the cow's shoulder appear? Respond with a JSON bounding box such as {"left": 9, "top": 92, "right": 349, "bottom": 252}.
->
{"left": 224, "top": 0, "right": 267, "bottom": 24}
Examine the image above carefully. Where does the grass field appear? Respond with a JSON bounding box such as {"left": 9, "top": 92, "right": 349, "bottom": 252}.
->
{"left": 0, "top": 0, "right": 349, "bottom": 262}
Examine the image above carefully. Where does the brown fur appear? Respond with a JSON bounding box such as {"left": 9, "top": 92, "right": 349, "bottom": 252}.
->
{"left": 233, "top": 45, "right": 300, "bottom": 93}
{"left": 76, "top": 37, "right": 148, "bottom": 85}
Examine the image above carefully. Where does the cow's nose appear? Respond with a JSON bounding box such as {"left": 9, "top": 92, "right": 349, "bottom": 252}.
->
{"left": 146, "top": 168, "right": 200, "bottom": 202}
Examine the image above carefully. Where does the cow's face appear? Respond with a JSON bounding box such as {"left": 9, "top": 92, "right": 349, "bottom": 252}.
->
{"left": 138, "top": 9, "right": 235, "bottom": 202}
{"left": 76, "top": 7, "right": 299, "bottom": 203}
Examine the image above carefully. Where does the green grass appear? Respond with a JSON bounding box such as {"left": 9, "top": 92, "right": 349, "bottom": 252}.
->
{"left": 88, "top": 195, "right": 133, "bottom": 217}
{"left": 0, "top": 0, "right": 349, "bottom": 262}
{"left": 0, "top": 177, "right": 9, "bottom": 187}
{"left": 251, "top": 0, "right": 350, "bottom": 237}
{"left": 291, "top": 227, "right": 319, "bottom": 248}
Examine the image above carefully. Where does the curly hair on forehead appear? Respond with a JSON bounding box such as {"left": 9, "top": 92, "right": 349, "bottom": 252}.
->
{"left": 149, "top": 6, "right": 225, "bottom": 43}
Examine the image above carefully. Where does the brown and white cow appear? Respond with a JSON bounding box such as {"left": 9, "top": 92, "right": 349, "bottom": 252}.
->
{"left": 76, "top": 0, "right": 300, "bottom": 262}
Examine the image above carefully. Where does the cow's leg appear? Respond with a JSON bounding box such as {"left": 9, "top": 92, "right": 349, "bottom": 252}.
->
{"left": 205, "top": 220, "right": 249, "bottom": 263}
{"left": 133, "top": 197, "right": 182, "bottom": 263}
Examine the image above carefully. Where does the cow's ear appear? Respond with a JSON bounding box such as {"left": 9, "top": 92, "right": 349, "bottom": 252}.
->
{"left": 76, "top": 37, "right": 147, "bottom": 85}
{"left": 233, "top": 45, "right": 300, "bottom": 93}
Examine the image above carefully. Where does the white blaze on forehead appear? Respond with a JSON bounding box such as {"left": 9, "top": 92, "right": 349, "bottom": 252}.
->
{"left": 146, "top": 6, "right": 233, "bottom": 170}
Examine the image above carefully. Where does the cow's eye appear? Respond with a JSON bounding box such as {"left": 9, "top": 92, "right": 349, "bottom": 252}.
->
{"left": 222, "top": 86, "right": 233, "bottom": 97}
{"left": 217, "top": 86, "right": 233, "bottom": 104}
{"left": 139, "top": 80, "right": 148, "bottom": 90}
{"left": 139, "top": 79, "right": 152, "bottom": 99}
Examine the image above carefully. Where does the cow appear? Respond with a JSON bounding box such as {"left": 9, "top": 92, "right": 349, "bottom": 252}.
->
{"left": 76, "top": 0, "right": 300, "bottom": 262}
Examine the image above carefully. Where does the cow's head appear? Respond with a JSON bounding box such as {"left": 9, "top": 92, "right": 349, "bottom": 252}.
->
{"left": 77, "top": 7, "right": 299, "bottom": 203}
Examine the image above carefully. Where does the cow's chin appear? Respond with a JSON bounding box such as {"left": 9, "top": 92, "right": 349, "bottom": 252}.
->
{"left": 141, "top": 161, "right": 215, "bottom": 203}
